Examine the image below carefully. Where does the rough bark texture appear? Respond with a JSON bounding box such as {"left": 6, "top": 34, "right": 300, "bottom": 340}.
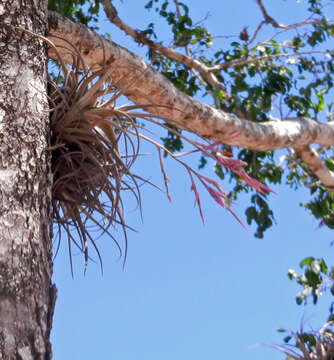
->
{"left": 0, "top": 1, "right": 54, "bottom": 359}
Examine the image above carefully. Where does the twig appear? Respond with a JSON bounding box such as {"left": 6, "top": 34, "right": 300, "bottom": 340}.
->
{"left": 248, "top": 20, "right": 266, "bottom": 45}
{"left": 173, "top": 0, "right": 181, "bottom": 18}
{"left": 172, "top": 0, "right": 217, "bottom": 102}
{"left": 264, "top": 18, "right": 334, "bottom": 45}
{"left": 280, "top": 18, "right": 334, "bottom": 31}
{"left": 101, "top": 0, "right": 228, "bottom": 96}
{"left": 208, "top": 50, "right": 329, "bottom": 71}
{"left": 255, "top": 0, "right": 281, "bottom": 28}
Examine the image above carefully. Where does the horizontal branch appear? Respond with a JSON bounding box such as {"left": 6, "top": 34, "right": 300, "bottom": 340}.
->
{"left": 47, "top": 11, "right": 334, "bottom": 152}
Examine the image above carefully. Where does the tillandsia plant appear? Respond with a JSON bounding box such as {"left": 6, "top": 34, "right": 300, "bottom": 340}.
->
{"left": 275, "top": 323, "right": 334, "bottom": 360}
{"left": 35, "top": 32, "right": 273, "bottom": 272}
{"left": 49, "top": 43, "right": 141, "bottom": 272}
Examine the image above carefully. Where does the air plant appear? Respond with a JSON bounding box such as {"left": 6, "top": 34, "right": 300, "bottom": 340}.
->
{"left": 49, "top": 42, "right": 146, "bottom": 272}
{"left": 273, "top": 323, "right": 334, "bottom": 360}
{"left": 41, "top": 34, "right": 273, "bottom": 273}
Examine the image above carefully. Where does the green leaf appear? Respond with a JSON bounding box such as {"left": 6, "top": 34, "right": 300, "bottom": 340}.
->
{"left": 277, "top": 328, "right": 287, "bottom": 333}
{"left": 284, "top": 335, "right": 292, "bottom": 343}
{"left": 326, "top": 159, "right": 334, "bottom": 172}
{"left": 319, "top": 258, "right": 328, "bottom": 274}
{"left": 300, "top": 257, "right": 315, "bottom": 268}
{"left": 296, "top": 296, "right": 303, "bottom": 305}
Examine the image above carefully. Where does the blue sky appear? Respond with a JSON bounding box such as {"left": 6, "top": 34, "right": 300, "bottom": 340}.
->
{"left": 51, "top": 1, "right": 334, "bottom": 359}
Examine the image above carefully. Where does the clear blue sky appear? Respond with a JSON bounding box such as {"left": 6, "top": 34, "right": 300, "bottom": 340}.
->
{"left": 51, "top": 1, "right": 334, "bottom": 359}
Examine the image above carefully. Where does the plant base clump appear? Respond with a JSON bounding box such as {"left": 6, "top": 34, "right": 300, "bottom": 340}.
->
{"left": 49, "top": 48, "right": 144, "bottom": 271}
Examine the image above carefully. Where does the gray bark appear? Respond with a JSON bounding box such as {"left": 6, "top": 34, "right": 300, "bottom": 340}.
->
{"left": 0, "top": 1, "right": 54, "bottom": 359}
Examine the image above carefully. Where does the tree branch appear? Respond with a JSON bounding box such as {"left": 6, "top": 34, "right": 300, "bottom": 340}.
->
{"left": 255, "top": 0, "right": 281, "bottom": 28}
{"left": 102, "top": 1, "right": 248, "bottom": 118}
{"left": 248, "top": 20, "right": 266, "bottom": 45}
{"left": 249, "top": 0, "right": 334, "bottom": 49}
{"left": 294, "top": 146, "right": 334, "bottom": 191}
{"left": 47, "top": 12, "right": 334, "bottom": 153}
{"left": 279, "top": 18, "right": 334, "bottom": 31}
{"left": 208, "top": 50, "right": 328, "bottom": 72}
{"left": 173, "top": 0, "right": 182, "bottom": 18}
{"left": 101, "top": 0, "right": 226, "bottom": 94}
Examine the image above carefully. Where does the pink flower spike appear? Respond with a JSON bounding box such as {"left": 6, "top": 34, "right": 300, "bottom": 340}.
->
{"left": 204, "top": 184, "right": 226, "bottom": 208}
{"left": 191, "top": 183, "right": 205, "bottom": 224}
{"left": 203, "top": 182, "right": 248, "bottom": 232}
{"left": 201, "top": 142, "right": 220, "bottom": 152}
{"left": 226, "top": 206, "right": 249, "bottom": 232}
{"left": 213, "top": 152, "right": 275, "bottom": 195}
{"left": 238, "top": 169, "right": 276, "bottom": 195}
{"left": 188, "top": 171, "right": 205, "bottom": 224}
{"left": 199, "top": 174, "right": 226, "bottom": 193}
{"left": 215, "top": 154, "right": 247, "bottom": 169}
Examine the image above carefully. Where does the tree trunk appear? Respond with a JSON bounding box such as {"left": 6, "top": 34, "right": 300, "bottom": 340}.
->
{"left": 0, "top": 1, "right": 55, "bottom": 359}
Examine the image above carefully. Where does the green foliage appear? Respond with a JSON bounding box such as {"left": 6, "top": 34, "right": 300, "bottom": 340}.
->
{"left": 302, "top": 189, "right": 334, "bottom": 229}
{"left": 288, "top": 257, "right": 334, "bottom": 305}
{"left": 245, "top": 195, "right": 275, "bottom": 238}
{"left": 51, "top": 0, "right": 334, "bottom": 238}
{"left": 48, "top": 0, "right": 100, "bottom": 29}
{"left": 160, "top": 124, "right": 184, "bottom": 156}
{"left": 145, "top": 0, "right": 212, "bottom": 48}
{"left": 48, "top": 0, "right": 334, "bottom": 239}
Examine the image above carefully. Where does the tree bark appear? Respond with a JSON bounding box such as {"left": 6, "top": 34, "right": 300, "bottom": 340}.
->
{"left": 46, "top": 11, "right": 334, "bottom": 190}
{"left": 0, "top": 1, "right": 54, "bottom": 359}
{"left": 47, "top": 11, "right": 334, "bottom": 152}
